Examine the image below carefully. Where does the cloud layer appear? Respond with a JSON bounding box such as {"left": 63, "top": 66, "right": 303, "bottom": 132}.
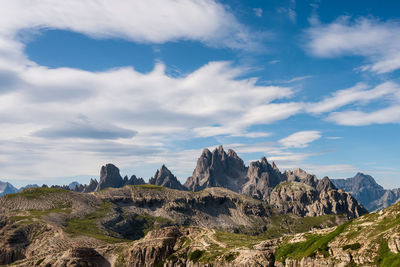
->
{"left": 305, "top": 17, "right": 400, "bottom": 74}
{"left": 0, "top": 0, "right": 260, "bottom": 50}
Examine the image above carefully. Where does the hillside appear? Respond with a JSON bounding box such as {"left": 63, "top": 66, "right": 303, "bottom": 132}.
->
{"left": 274, "top": 197, "right": 400, "bottom": 266}
{"left": 0, "top": 186, "right": 349, "bottom": 266}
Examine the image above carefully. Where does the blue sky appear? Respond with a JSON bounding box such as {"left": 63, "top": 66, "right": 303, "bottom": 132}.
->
{"left": 0, "top": 0, "right": 399, "bottom": 188}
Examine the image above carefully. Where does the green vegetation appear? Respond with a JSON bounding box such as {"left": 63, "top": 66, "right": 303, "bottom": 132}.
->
{"left": 130, "top": 184, "right": 164, "bottom": 190}
{"left": 275, "top": 220, "right": 351, "bottom": 262}
{"left": 215, "top": 231, "right": 266, "bottom": 249}
{"left": 9, "top": 207, "right": 72, "bottom": 224}
{"left": 265, "top": 214, "right": 340, "bottom": 238}
{"left": 343, "top": 242, "right": 361, "bottom": 251}
{"left": 5, "top": 187, "right": 67, "bottom": 200}
{"left": 131, "top": 213, "right": 172, "bottom": 236}
{"left": 65, "top": 202, "right": 128, "bottom": 244}
{"left": 35, "top": 258, "right": 45, "bottom": 265}
{"left": 188, "top": 250, "right": 205, "bottom": 262}
{"left": 375, "top": 237, "right": 400, "bottom": 267}
{"left": 224, "top": 252, "right": 238, "bottom": 262}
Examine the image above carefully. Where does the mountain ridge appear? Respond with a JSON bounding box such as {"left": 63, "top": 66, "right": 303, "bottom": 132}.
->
{"left": 332, "top": 172, "right": 400, "bottom": 211}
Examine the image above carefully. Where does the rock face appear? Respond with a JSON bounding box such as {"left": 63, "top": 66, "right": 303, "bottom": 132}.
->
{"left": 53, "top": 247, "right": 110, "bottom": 267}
{"left": 268, "top": 181, "right": 367, "bottom": 218}
{"left": 149, "top": 165, "right": 186, "bottom": 190}
{"left": 184, "top": 146, "right": 247, "bottom": 192}
{"left": 332, "top": 173, "right": 400, "bottom": 211}
{"left": 82, "top": 178, "right": 99, "bottom": 193}
{"left": 127, "top": 227, "right": 182, "bottom": 267}
{"left": 95, "top": 163, "right": 124, "bottom": 191}
{"left": 124, "top": 175, "right": 145, "bottom": 186}
{"left": 0, "top": 181, "right": 18, "bottom": 197}
{"left": 183, "top": 146, "right": 366, "bottom": 218}
{"left": 241, "top": 157, "right": 285, "bottom": 200}
{"left": 99, "top": 186, "right": 271, "bottom": 230}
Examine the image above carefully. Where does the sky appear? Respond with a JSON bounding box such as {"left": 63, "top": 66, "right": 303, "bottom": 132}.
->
{"left": 0, "top": 0, "right": 399, "bottom": 189}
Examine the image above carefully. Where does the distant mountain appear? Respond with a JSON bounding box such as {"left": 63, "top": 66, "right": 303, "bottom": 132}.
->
{"left": 68, "top": 181, "right": 80, "bottom": 190}
{"left": 0, "top": 181, "right": 18, "bottom": 196}
{"left": 332, "top": 173, "right": 400, "bottom": 211}
{"left": 18, "top": 184, "right": 39, "bottom": 191}
{"left": 149, "top": 165, "right": 186, "bottom": 190}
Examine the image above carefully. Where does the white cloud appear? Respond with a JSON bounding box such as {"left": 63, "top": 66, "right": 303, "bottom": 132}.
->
{"left": 277, "top": 0, "right": 296, "bottom": 23}
{"left": 0, "top": 60, "right": 300, "bottom": 180}
{"left": 0, "top": 0, "right": 258, "bottom": 50}
{"left": 279, "top": 131, "right": 322, "bottom": 148}
{"left": 253, "top": 8, "right": 263, "bottom": 18}
{"left": 0, "top": 0, "right": 301, "bottom": 182}
{"left": 327, "top": 105, "right": 400, "bottom": 126}
{"left": 305, "top": 16, "right": 400, "bottom": 74}
{"left": 307, "top": 82, "right": 399, "bottom": 114}
{"left": 275, "top": 75, "right": 312, "bottom": 84}
{"left": 269, "top": 60, "right": 280, "bottom": 64}
{"left": 305, "top": 80, "right": 400, "bottom": 126}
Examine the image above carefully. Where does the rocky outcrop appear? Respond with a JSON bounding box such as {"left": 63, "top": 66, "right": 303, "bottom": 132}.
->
{"left": 284, "top": 168, "right": 319, "bottom": 187}
{"left": 241, "top": 157, "right": 285, "bottom": 200}
{"left": 182, "top": 146, "right": 366, "bottom": 219}
{"left": 82, "top": 178, "right": 99, "bottom": 193}
{"left": 127, "top": 227, "right": 182, "bottom": 267}
{"left": 124, "top": 175, "right": 145, "bottom": 186}
{"left": 268, "top": 181, "right": 367, "bottom": 218}
{"left": 98, "top": 186, "right": 271, "bottom": 230}
{"left": 52, "top": 247, "right": 111, "bottom": 267}
{"left": 149, "top": 165, "right": 186, "bottom": 190}
{"left": 95, "top": 163, "right": 124, "bottom": 191}
{"left": 332, "top": 173, "right": 400, "bottom": 211}
{"left": 184, "top": 146, "right": 247, "bottom": 192}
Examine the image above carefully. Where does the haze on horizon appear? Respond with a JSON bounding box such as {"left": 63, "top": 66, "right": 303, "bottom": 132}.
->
{"left": 0, "top": 0, "right": 399, "bottom": 189}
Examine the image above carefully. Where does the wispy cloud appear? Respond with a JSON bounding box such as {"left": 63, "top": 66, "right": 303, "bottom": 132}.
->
{"left": 0, "top": 0, "right": 261, "bottom": 50}
{"left": 326, "top": 136, "right": 343, "bottom": 140}
{"left": 277, "top": 0, "right": 297, "bottom": 23}
{"left": 307, "top": 82, "right": 399, "bottom": 114}
{"left": 279, "top": 131, "right": 322, "bottom": 148}
{"left": 253, "top": 8, "right": 263, "bottom": 18}
{"left": 305, "top": 16, "right": 400, "bottom": 74}
{"left": 268, "top": 60, "right": 280, "bottom": 64}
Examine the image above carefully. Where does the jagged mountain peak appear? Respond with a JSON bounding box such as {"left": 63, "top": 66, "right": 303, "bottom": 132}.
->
{"left": 332, "top": 172, "right": 396, "bottom": 211}
{"left": 184, "top": 146, "right": 246, "bottom": 192}
{"left": 150, "top": 165, "right": 186, "bottom": 190}
{"left": 95, "top": 163, "right": 124, "bottom": 191}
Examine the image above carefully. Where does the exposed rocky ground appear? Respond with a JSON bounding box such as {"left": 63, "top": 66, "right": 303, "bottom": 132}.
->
{"left": 0, "top": 184, "right": 354, "bottom": 266}
{"left": 0, "top": 184, "right": 398, "bottom": 266}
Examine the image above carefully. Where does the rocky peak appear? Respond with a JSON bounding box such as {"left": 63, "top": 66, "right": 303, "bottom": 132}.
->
{"left": 95, "top": 163, "right": 124, "bottom": 191}
{"left": 241, "top": 157, "right": 284, "bottom": 199}
{"left": 316, "top": 176, "right": 337, "bottom": 192}
{"left": 285, "top": 168, "right": 318, "bottom": 187}
{"left": 149, "top": 165, "right": 186, "bottom": 190}
{"left": 82, "top": 178, "right": 98, "bottom": 193}
{"left": 125, "top": 175, "right": 145, "bottom": 186}
{"left": 332, "top": 173, "right": 391, "bottom": 211}
{"left": 184, "top": 146, "right": 247, "bottom": 192}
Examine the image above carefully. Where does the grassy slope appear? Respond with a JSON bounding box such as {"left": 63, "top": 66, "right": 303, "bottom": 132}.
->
{"left": 275, "top": 202, "right": 400, "bottom": 266}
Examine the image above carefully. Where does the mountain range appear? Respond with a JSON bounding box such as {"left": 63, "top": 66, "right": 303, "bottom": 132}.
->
{"left": 1, "top": 146, "right": 399, "bottom": 266}
{"left": 2, "top": 145, "right": 397, "bottom": 213}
